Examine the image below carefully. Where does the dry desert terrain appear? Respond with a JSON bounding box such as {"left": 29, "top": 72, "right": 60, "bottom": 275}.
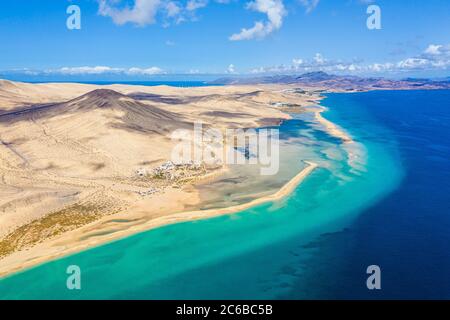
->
{"left": 0, "top": 80, "right": 321, "bottom": 274}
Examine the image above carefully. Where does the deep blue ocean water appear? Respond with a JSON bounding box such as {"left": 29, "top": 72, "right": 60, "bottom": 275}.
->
{"left": 0, "top": 90, "right": 449, "bottom": 299}
{"left": 298, "top": 90, "right": 450, "bottom": 299}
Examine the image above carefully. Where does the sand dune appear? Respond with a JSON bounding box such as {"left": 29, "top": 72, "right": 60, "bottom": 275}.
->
{"left": 0, "top": 80, "right": 325, "bottom": 276}
{"left": 0, "top": 81, "right": 305, "bottom": 253}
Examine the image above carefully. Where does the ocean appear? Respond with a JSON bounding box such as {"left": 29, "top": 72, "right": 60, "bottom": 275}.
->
{"left": 0, "top": 90, "right": 449, "bottom": 299}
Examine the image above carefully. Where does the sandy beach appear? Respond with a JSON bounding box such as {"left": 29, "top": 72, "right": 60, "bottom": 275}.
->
{"left": 314, "top": 108, "right": 353, "bottom": 143}
{"left": 0, "top": 80, "right": 344, "bottom": 277}
{"left": 0, "top": 161, "right": 318, "bottom": 277}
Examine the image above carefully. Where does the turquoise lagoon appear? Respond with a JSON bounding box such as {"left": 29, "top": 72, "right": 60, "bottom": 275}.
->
{"left": 0, "top": 91, "right": 407, "bottom": 299}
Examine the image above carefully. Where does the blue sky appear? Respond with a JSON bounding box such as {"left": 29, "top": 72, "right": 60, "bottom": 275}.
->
{"left": 0, "top": 0, "right": 449, "bottom": 80}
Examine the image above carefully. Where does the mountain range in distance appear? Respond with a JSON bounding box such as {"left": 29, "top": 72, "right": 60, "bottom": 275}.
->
{"left": 210, "top": 71, "right": 450, "bottom": 91}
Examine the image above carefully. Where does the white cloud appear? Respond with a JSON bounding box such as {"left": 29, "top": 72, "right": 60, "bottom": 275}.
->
{"left": 227, "top": 64, "right": 236, "bottom": 73}
{"left": 292, "top": 58, "right": 304, "bottom": 67}
{"left": 424, "top": 44, "right": 442, "bottom": 55}
{"left": 98, "top": 0, "right": 162, "bottom": 26}
{"left": 98, "top": 0, "right": 228, "bottom": 27}
{"left": 366, "top": 63, "right": 393, "bottom": 72}
{"left": 58, "top": 66, "right": 122, "bottom": 75}
{"left": 230, "top": 22, "right": 266, "bottom": 41}
{"left": 424, "top": 44, "right": 448, "bottom": 56}
{"left": 313, "top": 53, "right": 325, "bottom": 65}
{"left": 298, "top": 0, "right": 319, "bottom": 13}
{"left": 396, "top": 58, "right": 429, "bottom": 70}
{"left": 49, "top": 66, "right": 165, "bottom": 76}
{"left": 347, "top": 64, "right": 358, "bottom": 72}
{"left": 251, "top": 44, "right": 450, "bottom": 75}
{"left": 396, "top": 44, "right": 450, "bottom": 70}
{"left": 186, "top": 0, "right": 208, "bottom": 11}
{"left": 127, "top": 67, "right": 165, "bottom": 75}
{"left": 230, "top": 0, "right": 286, "bottom": 41}
{"left": 9, "top": 45, "right": 450, "bottom": 78}
{"left": 165, "top": 1, "right": 182, "bottom": 17}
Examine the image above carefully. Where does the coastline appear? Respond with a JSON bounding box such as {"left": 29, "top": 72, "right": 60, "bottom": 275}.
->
{"left": 314, "top": 108, "right": 353, "bottom": 143}
{"left": 0, "top": 86, "right": 351, "bottom": 279}
{"left": 0, "top": 161, "right": 318, "bottom": 278}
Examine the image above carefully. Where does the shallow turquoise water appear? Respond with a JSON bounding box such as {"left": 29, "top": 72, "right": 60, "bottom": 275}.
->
{"left": 0, "top": 92, "right": 404, "bottom": 299}
{"left": 291, "top": 90, "right": 450, "bottom": 299}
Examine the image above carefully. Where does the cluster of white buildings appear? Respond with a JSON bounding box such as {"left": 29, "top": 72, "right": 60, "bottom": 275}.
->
{"left": 135, "top": 161, "right": 203, "bottom": 181}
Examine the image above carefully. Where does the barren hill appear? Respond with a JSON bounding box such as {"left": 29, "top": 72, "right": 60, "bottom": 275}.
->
{"left": 0, "top": 81, "right": 299, "bottom": 268}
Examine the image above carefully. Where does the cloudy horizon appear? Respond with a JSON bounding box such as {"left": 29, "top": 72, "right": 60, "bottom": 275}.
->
{"left": 0, "top": 0, "right": 449, "bottom": 80}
